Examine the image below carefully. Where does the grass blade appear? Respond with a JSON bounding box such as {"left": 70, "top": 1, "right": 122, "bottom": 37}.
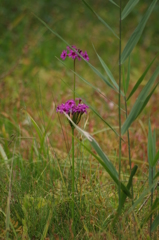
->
{"left": 93, "top": 45, "right": 125, "bottom": 96}
{"left": 127, "top": 54, "right": 158, "bottom": 101}
{"left": 113, "top": 165, "right": 138, "bottom": 225}
{"left": 152, "top": 151, "right": 159, "bottom": 167}
{"left": 121, "top": 0, "right": 139, "bottom": 20}
{"left": 109, "top": 0, "right": 119, "bottom": 7}
{"left": 82, "top": 0, "right": 119, "bottom": 39}
{"left": 121, "top": 0, "right": 158, "bottom": 64}
{"left": 135, "top": 82, "right": 159, "bottom": 119}
{"left": 151, "top": 214, "right": 159, "bottom": 232}
{"left": 125, "top": 56, "right": 131, "bottom": 93}
{"left": 121, "top": 66, "right": 159, "bottom": 135}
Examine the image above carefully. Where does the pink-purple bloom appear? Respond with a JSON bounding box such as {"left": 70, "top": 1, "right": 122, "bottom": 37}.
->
{"left": 60, "top": 45, "right": 89, "bottom": 61}
{"left": 56, "top": 98, "right": 89, "bottom": 126}
{"left": 60, "top": 50, "right": 67, "bottom": 60}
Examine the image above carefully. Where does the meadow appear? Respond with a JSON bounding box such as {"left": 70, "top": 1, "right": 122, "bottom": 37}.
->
{"left": 0, "top": 0, "right": 159, "bottom": 239}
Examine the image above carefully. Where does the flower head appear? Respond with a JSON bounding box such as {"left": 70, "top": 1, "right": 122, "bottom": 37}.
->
{"left": 60, "top": 46, "right": 89, "bottom": 62}
{"left": 56, "top": 99, "right": 89, "bottom": 127}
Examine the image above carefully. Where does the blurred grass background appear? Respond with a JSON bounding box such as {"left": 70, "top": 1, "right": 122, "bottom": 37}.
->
{"left": 0, "top": 0, "right": 159, "bottom": 159}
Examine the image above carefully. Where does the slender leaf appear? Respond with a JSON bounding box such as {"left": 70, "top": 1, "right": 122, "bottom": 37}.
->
{"left": 82, "top": 0, "right": 119, "bottom": 39}
{"left": 127, "top": 54, "right": 158, "bottom": 101}
{"left": 152, "top": 150, "right": 159, "bottom": 167}
{"left": 121, "top": 0, "right": 158, "bottom": 64}
{"left": 65, "top": 113, "right": 132, "bottom": 198}
{"left": 151, "top": 214, "right": 159, "bottom": 232}
{"left": 109, "top": 0, "right": 119, "bottom": 7}
{"left": 93, "top": 45, "right": 125, "bottom": 96}
{"left": 121, "top": 66, "right": 159, "bottom": 135}
{"left": 125, "top": 56, "right": 131, "bottom": 93}
{"left": 121, "top": 0, "right": 139, "bottom": 20}
{"left": 118, "top": 165, "right": 138, "bottom": 214}
{"left": 135, "top": 83, "right": 159, "bottom": 119}
{"left": 153, "top": 172, "right": 159, "bottom": 180}
{"left": 82, "top": 101, "right": 120, "bottom": 138}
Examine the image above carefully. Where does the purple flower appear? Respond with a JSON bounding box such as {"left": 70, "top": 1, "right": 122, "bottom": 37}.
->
{"left": 56, "top": 99, "right": 89, "bottom": 126}
{"left": 82, "top": 51, "right": 89, "bottom": 61}
{"left": 68, "top": 50, "right": 78, "bottom": 60}
{"left": 65, "top": 100, "right": 76, "bottom": 109}
{"left": 60, "top": 50, "right": 67, "bottom": 60}
{"left": 60, "top": 46, "right": 89, "bottom": 61}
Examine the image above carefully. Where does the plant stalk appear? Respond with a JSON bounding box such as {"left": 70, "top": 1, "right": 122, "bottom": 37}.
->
{"left": 118, "top": 0, "right": 122, "bottom": 216}
{"left": 72, "top": 127, "right": 75, "bottom": 233}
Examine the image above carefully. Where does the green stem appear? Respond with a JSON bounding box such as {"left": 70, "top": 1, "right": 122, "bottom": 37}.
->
{"left": 73, "top": 59, "right": 76, "bottom": 101}
{"left": 118, "top": 0, "right": 122, "bottom": 217}
{"left": 150, "top": 167, "right": 153, "bottom": 238}
{"left": 72, "top": 127, "right": 75, "bottom": 233}
{"left": 124, "top": 96, "right": 134, "bottom": 202}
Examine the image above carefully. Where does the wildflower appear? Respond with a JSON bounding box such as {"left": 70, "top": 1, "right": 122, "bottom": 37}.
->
{"left": 68, "top": 50, "right": 78, "bottom": 60}
{"left": 56, "top": 99, "right": 89, "bottom": 127}
{"left": 60, "top": 50, "right": 67, "bottom": 60}
{"left": 82, "top": 51, "right": 89, "bottom": 61}
{"left": 60, "top": 46, "right": 89, "bottom": 61}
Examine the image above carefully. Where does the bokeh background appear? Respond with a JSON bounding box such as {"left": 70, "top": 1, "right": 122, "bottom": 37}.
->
{"left": 1, "top": 0, "right": 159, "bottom": 158}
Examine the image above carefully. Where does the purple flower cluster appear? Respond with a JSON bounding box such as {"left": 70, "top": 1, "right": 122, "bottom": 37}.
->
{"left": 56, "top": 98, "right": 89, "bottom": 126}
{"left": 61, "top": 45, "right": 89, "bottom": 61}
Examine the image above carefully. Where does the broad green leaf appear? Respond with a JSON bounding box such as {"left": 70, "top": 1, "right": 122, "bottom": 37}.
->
{"left": 65, "top": 113, "right": 132, "bottom": 198}
{"left": 121, "top": 0, "right": 158, "bottom": 64}
{"left": 121, "top": 66, "right": 159, "bottom": 135}
{"left": 121, "top": 0, "right": 139, "bottom": 20}
{"left": 109, "top": 0, "right": 119, "bottom": 7}
{"left": 125, "top": 56, "right": 131, "bottom": 93}
{"left": 93, "top": 45, "right": 125, "bottom": 96}
{"left": 151, "top": 214, "right": 159, "bottom": 232}
{"left": 82, "top": 0, "right": 119, "bottom": 39}
{"left": 127, "top": 54, "right": 158, "bottom": 101}
{"left": 152, "top": 150, "right": 159, "bottom": 167}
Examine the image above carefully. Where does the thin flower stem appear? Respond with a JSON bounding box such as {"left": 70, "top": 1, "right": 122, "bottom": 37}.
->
{"left": 73, "top": 59, "right": 76, "bottom": 101}
{"left": 118, "top": 0, "right": 122, "bottom": 215}
{"left": 72, "top": 127, "right": 75, "bottom": 234}
{"left": 72, "top": 59, "right": 75, "bottom": 235}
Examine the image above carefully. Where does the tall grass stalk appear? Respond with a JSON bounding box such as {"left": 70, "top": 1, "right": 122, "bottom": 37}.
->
{"left": 6, "top": 140, "right": 16, "bottom": 239}
{"left": 124, "top": 96, "right": 134, "bottom": 202}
